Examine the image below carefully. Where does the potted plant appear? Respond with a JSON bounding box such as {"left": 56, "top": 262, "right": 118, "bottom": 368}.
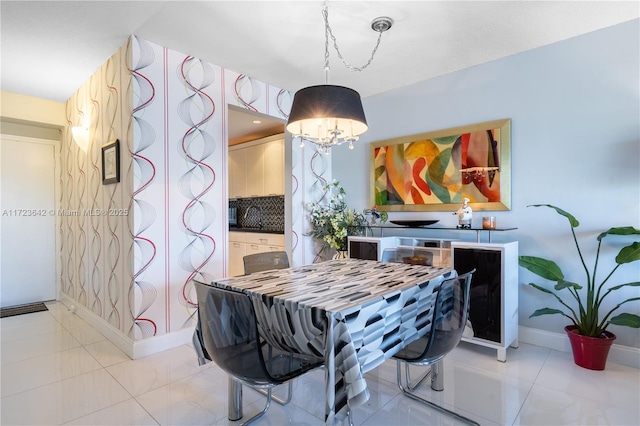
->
{"left": 519, "top": 204, "right": 640, "bottom": 370}
{"left": 306, "top": 181, "right": 368, "bottom": 260}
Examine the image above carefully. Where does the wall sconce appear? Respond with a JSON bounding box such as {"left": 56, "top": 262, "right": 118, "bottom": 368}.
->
{"left": 71, "top": 126, "right": 90, "bottom": 152}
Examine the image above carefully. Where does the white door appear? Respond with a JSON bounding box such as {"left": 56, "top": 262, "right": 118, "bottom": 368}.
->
{"left": 1, "top": 135, "right": 57, "bottom": 307}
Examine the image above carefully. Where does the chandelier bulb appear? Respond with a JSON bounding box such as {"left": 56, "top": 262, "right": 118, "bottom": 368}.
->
{"left": 349, "top": 141, "right": 354, "bottom": 150}
{"left": 299, "top": 138, "right": 305, "bottom": 148}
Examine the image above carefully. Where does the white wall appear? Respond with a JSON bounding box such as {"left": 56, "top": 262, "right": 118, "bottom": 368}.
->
{"left": 0, "top": 91, "right": 65, "bottom": 128}
{"left": 0, "top": 91, "right": 64, "bottom": 140}
{"left": 333, "top": 19, "right": 640, "bottom": 348}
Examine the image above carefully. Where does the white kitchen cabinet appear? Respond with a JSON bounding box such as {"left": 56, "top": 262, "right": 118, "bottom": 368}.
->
{"left": 228, "top": 232, "right": 247, "bottom": 277}
{"left": 229, "top": 134, "right": 284, "bottom": 198}
{"left": 245, "top": 232, "right": 285, "bottom": 247}
{"left": 245, "top": 232, "right": 285, "bottom": 256}
{"left": 228, "top": 231, "right": 285, "bottom": 276}
{"left": 245, "top": 144, "right": 264, "bottom": 197}
{"left": 228, "top": 148, "right": 247, "bottom": 198}
{"left": 263, "top": 139, "right": 284, "bottom": 195}
{"left": 229, "top": 241, "right": 246, "bottom": 276}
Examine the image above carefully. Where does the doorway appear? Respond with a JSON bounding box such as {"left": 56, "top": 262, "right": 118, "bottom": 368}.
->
{"left": 0, "top": 135, "right": 58, "bottom": 307}
{"left": 227, "top": 107, "right": 288, "bottom": 274}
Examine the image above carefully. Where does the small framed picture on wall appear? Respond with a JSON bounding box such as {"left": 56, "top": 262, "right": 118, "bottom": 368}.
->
{"left": 101, "top": 139, "right": 120, "bottom": 185}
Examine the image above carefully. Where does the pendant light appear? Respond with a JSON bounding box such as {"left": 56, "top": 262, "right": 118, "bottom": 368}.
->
{"left": 286, "top": 3, "right": 392, "bottom": 154}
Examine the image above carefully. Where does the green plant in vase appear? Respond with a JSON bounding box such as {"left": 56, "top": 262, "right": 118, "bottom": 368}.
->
{"left": 519, "top": 204, "right": 640, "bottom": 369}
{"left": 306, "top": 181, "right": 368, "bottom": 259}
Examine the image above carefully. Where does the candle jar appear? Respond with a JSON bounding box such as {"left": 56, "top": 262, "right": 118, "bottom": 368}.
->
{"left": 482, "top": 216, "right": 496, "bottom": 229}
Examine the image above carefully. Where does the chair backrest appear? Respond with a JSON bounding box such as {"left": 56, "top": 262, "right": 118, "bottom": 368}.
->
{"left": 394, "top": 269, "right": 474, "bottom": 363}
{"left": 194, "top": 281, "right": 322, "bottom": 386}
{"left": 243, "top": 251, "right": 290, "bottom": 275}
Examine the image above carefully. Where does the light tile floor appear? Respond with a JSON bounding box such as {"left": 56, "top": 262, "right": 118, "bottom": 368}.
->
{"left": 1, "top": 302, "right": 638, "bottom": 425}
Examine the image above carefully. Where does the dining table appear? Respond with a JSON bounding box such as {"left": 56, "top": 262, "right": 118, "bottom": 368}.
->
{"left": 193, "top": 258, "right": 456, "bottom": 425}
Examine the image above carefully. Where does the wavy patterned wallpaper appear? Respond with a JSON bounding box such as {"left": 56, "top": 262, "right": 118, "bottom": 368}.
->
{"left": 62, "top": 41, "right": 133, "bottom": 338}
{"left": 62, "top": 36, "right": 329, "bottom": 348}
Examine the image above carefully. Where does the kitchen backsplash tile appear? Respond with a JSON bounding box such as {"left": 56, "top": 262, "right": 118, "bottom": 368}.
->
{"left": 230, "top": 196, "right": 284, "bottom": 232}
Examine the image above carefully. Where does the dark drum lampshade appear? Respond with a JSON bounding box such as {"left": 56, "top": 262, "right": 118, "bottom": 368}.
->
{"left": 286, "top": 85, "right": 368, "bottom": 143}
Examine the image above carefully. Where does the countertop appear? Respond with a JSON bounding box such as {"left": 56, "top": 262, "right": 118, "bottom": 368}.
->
{"left": 229, "top": 227, "right": 284, "bottom": 235}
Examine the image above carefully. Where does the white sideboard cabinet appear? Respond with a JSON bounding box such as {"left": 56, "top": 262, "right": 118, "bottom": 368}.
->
{"left": 451, "top": 241, "right": 519, "bottom": 362}
{"left": 347, "top": 230, "right": 519, "bottom": 361}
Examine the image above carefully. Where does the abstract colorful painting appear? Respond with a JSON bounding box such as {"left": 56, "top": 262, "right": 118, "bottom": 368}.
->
{"left": 370, "top": 119, "right": 511, "bottom": 211}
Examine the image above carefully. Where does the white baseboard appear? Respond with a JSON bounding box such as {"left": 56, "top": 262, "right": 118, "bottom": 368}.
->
{"left": 59, "top": 295, "right": 194, "bottom": 359}
{"left": 59, "top": 295, "right": 135, "bottom": 358}
{"left": 132, "top": 326, "right": 195, "bottom": 359}
{"left": 518, "top": 326, "right": 639, "bottom": 369}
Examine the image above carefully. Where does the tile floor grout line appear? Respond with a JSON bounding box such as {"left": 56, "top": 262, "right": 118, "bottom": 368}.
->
{"left": 508, "top": 347, "right": 552, "bottom": 425}
{"left": 54, "top": 304, "right": 148, "bottom": 426}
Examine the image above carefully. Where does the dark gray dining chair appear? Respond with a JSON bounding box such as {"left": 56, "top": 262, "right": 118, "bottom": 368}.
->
{"left": 194, "top": 282, "right": 323, "bottom": 425}
{"left": 242, "top": 250, "right": 354, "bottom": 425}
{"left": 243, "top": 250, "right": 294, "bottom": 405}
{"left": 393, "top": 270, "right": 480, "bottom": 426}
{"left": 243, "top": 251, "right": 289, "bottom": 275}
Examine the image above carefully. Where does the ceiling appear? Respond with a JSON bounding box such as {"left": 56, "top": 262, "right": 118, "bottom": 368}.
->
{"left": 1, "top": 1, "right": 638, "bottom": 142}
{"left": 227, "top": 106, "right": 285, "bottom": 146}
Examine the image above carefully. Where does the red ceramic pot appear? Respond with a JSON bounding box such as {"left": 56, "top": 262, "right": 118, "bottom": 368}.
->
{"left": 565, "top": 325, "right": 616, "bottom": 370}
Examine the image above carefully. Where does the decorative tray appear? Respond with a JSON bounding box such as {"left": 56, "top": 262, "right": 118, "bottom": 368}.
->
{"left": 389, "top": 220, "right": 439, "bottom": 227}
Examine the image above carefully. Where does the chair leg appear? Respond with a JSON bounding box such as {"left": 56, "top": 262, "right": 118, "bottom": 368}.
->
{"left": 404, "top": 361, "right": 432, "bottom": 391}
{"left": 396, "top": 361, "right": 480, "bottom": 426}
{"left": 430, "top": 360, "right": 444, "bottom": 391}
{"left": 403, "top": 357, "right": 447, "bottom": 392}
{"left": 256, "top": 350, "right": 295, "bottom": 405}
{"left": 256, "top": 382, "right": 293, "bottom": 405}
{"left": 228, "top": 378, "right": 243, "bottom": 421}
{"left": 241, "top": 388, "right": 272, "bottom": 426}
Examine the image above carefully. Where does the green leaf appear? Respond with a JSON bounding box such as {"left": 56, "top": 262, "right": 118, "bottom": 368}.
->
{"left": 616, "top": 242, "right": 640, "bottom": 264}
{"left": 597, "top": 226, "right": 640, "bottom": 241}
{"left": 530, "top": 308, "right": 566, "bottom": 318}
{"left": 528, "top": 283, "right": 555, "bottom": 295}
{"left": 555, "top": 280, "right": 582, "bottom": 291}
{"left": 607, "top": 281, "right": 640, "bottom": 291}
{"left": 609, "top": 313, "right": 640, "bottom": 328}
{"left": 527, "top": 204, "right": 579, "bottom": 227}
{"left": 519, "top": 256, "right": 564, "bottom": 281}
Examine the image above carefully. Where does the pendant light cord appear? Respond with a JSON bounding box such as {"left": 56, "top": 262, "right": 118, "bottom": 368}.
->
{"left": 323, "top": 4, "right": 387, "bottom": 73}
